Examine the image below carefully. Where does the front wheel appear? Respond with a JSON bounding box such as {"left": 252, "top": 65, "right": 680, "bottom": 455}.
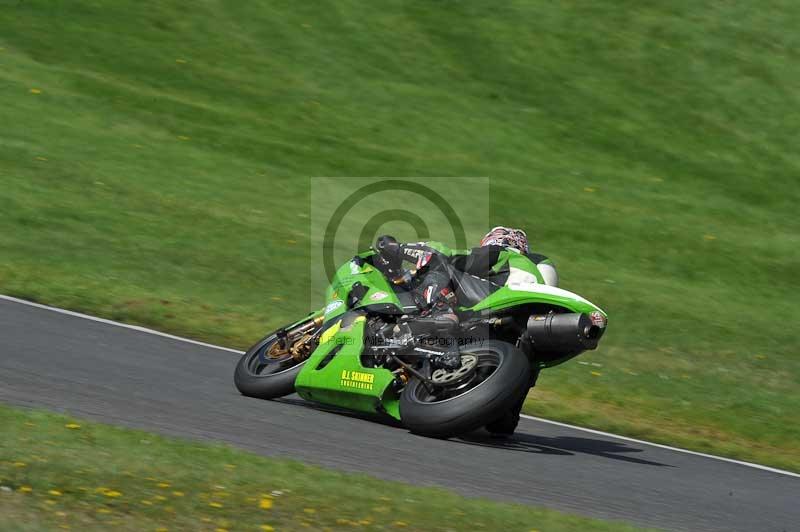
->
{"left": 399, "top": 340, "right": 531, "bottom": 438}
{"left": 234, "top": 317, "right": 320, "bottom": 399}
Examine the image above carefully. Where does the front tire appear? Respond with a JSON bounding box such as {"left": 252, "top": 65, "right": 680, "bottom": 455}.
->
{"left": 234, "top": 330, "right": 307, "bottom": 400}
{"left": 399, "top": 340, "right": 531, "bottom": 438}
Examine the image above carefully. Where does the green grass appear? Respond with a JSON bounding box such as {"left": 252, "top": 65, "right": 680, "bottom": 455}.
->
{"left": 0, "top": 405, "right": 648, "bottom": 532}
{"left": 1, "top": 0, "right": 798, "bottom": 471}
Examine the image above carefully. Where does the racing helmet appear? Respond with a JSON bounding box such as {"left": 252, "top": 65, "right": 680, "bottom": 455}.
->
{"left": 479, "top": 226, "right": 529, "bottom": 254}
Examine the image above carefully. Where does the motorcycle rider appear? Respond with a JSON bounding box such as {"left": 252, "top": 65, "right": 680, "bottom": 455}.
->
{"left": 374, "top": 226, "right": 558, "bottom": 320}
{"left": 373, "top": 235, "right": 460, "bottom": 335}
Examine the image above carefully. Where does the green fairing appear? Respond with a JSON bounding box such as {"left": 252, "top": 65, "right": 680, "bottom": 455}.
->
{"left": 467, "top": 285, "right": 603, "bottom": 316}
{"left": 295, "top": 315, "right": 400, "bottom": 419}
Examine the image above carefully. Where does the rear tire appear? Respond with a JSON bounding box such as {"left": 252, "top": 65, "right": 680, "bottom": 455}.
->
{"left": 485, "top": 369, "right": 538, "bottom": 436}
{"left": 399, "top": 340, "right": 531, "bottom": 438}
{"left": 234, "top": 330, "right": 306, "bottom": 400}
{"left": 484, "top": 396, "right": 525, "bottom": 436}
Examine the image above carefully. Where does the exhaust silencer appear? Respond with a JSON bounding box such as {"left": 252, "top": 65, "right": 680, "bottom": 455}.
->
{"left": 526, "top": 312, "right": 604, "bottom": 356}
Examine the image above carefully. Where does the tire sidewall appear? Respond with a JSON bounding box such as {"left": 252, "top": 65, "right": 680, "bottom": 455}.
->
{"left": 399, "top": 340, "right": 531, "bottom": 438}
{"left": 233, "top": 332, "right": 306, "bottom": 399}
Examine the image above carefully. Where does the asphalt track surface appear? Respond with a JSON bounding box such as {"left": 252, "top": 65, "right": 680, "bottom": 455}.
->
{"left": 1, "top": 298, "right": 798, "bottom": 532}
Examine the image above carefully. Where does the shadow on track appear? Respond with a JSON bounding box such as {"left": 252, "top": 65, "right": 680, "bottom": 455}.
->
{"left": 455, "top": 433, "right": 673, "bottom": 467}
{"left": 275, "top": 396, "right": 672, "bottom": 467}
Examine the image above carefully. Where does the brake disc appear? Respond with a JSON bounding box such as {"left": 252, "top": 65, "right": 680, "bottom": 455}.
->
{"left": 431, "top": 354, "right": 478, "bottom": 385}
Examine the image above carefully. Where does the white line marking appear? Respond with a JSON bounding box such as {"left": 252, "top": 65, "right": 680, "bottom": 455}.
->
{"left": 0, "top": 294, "right": 244, "bottom": 354}
{"left": 519, "top": 414, "right": 800, "bottom": 478}
{"left": 1, "top": 294, "right": 797, "bottom": 478}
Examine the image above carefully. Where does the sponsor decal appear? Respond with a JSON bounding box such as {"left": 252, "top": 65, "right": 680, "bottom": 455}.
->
{"left": 324, "top": 299, "right": 344, "bottom": 315}
{"left": 404, "top": 248, "right": 426, "bottom": 260}
{"left": 340, "top": 369, "right": 374, "bottom": 390}
{"left": 590, "top": 311, "right": 607, "bottom": 328}
{"left": 369, "top": 291, "right": 389, "bottom": 301}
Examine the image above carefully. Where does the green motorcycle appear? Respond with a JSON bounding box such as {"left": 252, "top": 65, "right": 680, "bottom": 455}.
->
{"left": 234, "top": 242, "right": 607, "bottom": 437}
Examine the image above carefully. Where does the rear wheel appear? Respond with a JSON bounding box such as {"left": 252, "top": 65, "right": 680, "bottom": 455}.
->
{"left": 399, "top": 340, "right": 531, "bottom": 438}
{"left": 234, "top": 318, "right": 320, "bottom": 399}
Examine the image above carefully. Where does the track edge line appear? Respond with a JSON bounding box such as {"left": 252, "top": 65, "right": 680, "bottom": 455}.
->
{"left": 0, "top": 294, "right": 244, "bottom": 354}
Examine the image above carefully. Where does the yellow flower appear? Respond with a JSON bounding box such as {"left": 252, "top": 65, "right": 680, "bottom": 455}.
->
{"left": 260, "top": 526, "right": 274, "bottom": 532}
{"left": 216, "top": 529, "right": 228, "bottom": 532}
{"left": 29, "top": 88, "right": 42, "bottom": 94}
{"left": 156, "top": 528, "right": 169, "bottom": 532}
{"left": 141, "top": 500, "right": 153, "bottom": 506}
{"left": 583, "top": 187, "right": 596, "bottom": 193}
{"left": 209, "top": 502, "right": 223, "bottom": 508}
{"left": 49, "top": 489, "right": 63, "bottom": 496}
{"left": 303, "top": 508, "right": 316, "bottom": 514}
{"left": 13, "top": 461, "right": 26, "bottom": 468}
{"left": 97, "top": 508, "right": 111, "bottom": 514}
{"left": 171, "top": 491, "right": 184, "bottom": 497}
{"left": 591, "top": 371, "right": 602, "bottom": 377}
{"left": 703, "top": 234, "right": 717, "bottom": 241}
{"left": 259, "top": 498, "right": 273, "bottom": 509}
{"left": 224, "top": 464, "right": 236, "bottom": 470}
{"left": 157, "top": 482, "right": 170, "bottom": 488}
{"left": 19, "top": 486, "right": 32, "bottom": 493}
{"left": 393, "top": 522, "right": 408, "bottom": 528}
{"left": 65, "top": 423, "right": 81, "bottom": 429}
{"left": 177, "top": 135, "right": 190, "bottom": 141}
{"left": 154, "top": 495, "right": 167, "bottom": 501}
{"left": 104, "top": 490, "right": 122, "bottom": 498}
